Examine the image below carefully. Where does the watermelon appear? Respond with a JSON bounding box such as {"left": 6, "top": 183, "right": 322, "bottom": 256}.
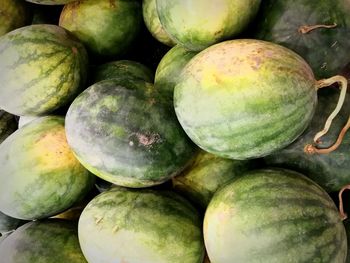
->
{"left": 344, "top": 219, "right": 350, "bottom": 263}
{"left": 155, "top": 45, "right": 197, "bottom": 100}
{"left": 0, "top": 0, "right": 32, "bottom": 37}
{"left": 65, "top": 78, "right": 196, "bottom": 188}
{"left": 26, "top": 0, "right": 76, "bottom": 4}
{"left": 18, "top": 116, "right": 39, "bottom": 128}
{"left": 59, "top": 0, "right": 142, "bottom": 58}
{"left": 174, "top": 39, "right": 348, "bottom": 160}
{"left": 0, "top": 116, "right": 95, "bottom": 220}
{"left": 172, "top": 150, "right": 253, "bottom": 208}
{"left": 0, "top": 24, "right": 88, "bottom": 116}
{"left": 78, "top": 187, "right": 204, "bottom": 263}
{"left": 253, "top": 0, "right": 350, "bottom": 79}
{"left": 142, "top": 0, "right": 175, "bottom": 47}
{"left": 0, "top": 109, "right": 17, "bottom": 144}
{"left": 156, "top": 0, "right": 261, "bottom": 51}
{"left": 0, "top": 220, "right": 87, "bottom": 262}
{"left": 92, "top": 60, "right": 154, "bottom": 84}
{"left": 204, "top": 168, "right": 347, "bottom": 263}
{"left": 265, "top": 89, "right": 350, "bottom": 192}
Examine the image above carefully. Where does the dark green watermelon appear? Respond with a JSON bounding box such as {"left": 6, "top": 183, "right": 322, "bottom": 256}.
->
{"left": 65, "top": 78, "right": 197, "bottom": 188}
{"left": 204, "top": 168, "right": 347, "bottom": 262}
{"left": 0, "top": 220, "right": 87, "bottom": 262}
{"left": 0, "top": 0, "right": 32, "bottom": 37}
{"left": 59, "top": 0, "right": 143, "bottom": 58}
{"left": 0, "top": 116, "right": 95, "bottom": 220}
{"left": 92, "top": 60, "right": 154, "bottom": 83}
{"left": 172, "top": 150, "right": 254, "bottom": 208}
{"left": 253, "top": 0, "right": 350, "bottom": 79}
{"left": 0, "top": 24, "right": 88, "bottom": 116}
{"left": 0, "top": 109, "right": 17, "bottom": 144}
{"left": 78, "top": 187, "right": 204, "bottom": 263}
{"left": 155, "top": 45, "right": 197, "bottom": 100}
{"left": 265, "top": 89, "right": 350, "bottom": 192}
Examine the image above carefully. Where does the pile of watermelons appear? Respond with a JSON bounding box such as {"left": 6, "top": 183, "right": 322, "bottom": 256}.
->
{"left": 1, "top": 0, "right": 350, "bottom": 262}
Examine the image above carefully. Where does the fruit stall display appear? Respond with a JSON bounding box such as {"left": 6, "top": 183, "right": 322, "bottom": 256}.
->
{"left": 0, "top": 0, "right": 350, "bottom": 262}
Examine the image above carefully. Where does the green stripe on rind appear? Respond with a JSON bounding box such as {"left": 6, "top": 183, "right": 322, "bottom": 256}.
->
{"left": 92, "top": 60, "right": 154, "bottom": 84}
{"left": 265, "top": 89, "right": 350, "bottom": 192}
{"left": 155, "top": 45, "right": 197, "bottom": 100}
{"left": 142, "top": 0, "right": 176, "bottom": 46}
{"left": 0, "top": 24, "right": 88, "bottom": 116}
{"left": 78, "top": 187, "right": 204, "bottom": 263}
{"left": 204, "top": 168, "right": 347, "bottom": 263}
{"left": 0, "top": 0, "right": 32, "bottom": 37}
{"left": 156, "top": 0, "right": 261, "bottom": 51}
{"left": 174, "top": 39, "right": 317, "bottom": 159}
{"left": 0, "top": 110, "right": 17, "bottom": 144}
{"left": 172, "top": 150, "right": 253, "bottom": 208}
{"left": 0, "top": 116, "right": 95, "bottom": 220}
{"left": 0, "top": 220, "right": 87, "bottom": 263}
{"left": 65, "top": 78, "right": 196, "bottom": 188}
{"left": 59, "top": 0, "right": 142, "bottom": 57}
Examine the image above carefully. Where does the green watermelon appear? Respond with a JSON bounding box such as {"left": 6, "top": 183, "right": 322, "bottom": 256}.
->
{"left": 92, "top": 60, "right": 154, "bottom": 84}
{"left": 172, "top": 150, "right": 253, "bottom": 208}
{"left": 344, "top": 219, "right": 350, "bottom": 263}
{"left": 0, "top": 109, "right": 17, "bottom": 144}
{"left": 253, "top": 0, "right": 350, "bottom": 79}
{"left": 0, "top": 24, "right": 88, "bottom": 116}
{"left": 142, "top": 0, "right": 175, "bottom": 47}
{"left": 78, "top": 187, "right": 204, "bottom": 263}
{"left": 0, "top": 0, "right": 32, "bottom": 37}
{"left": 59, "top": 0, "right": 142, "bottom": 58}
{"left": 156, "top": 0, "right": 261, "bottom": 51}
{"left": 26, "top": 0, "right": 76, "bottom": 4}
{"left": 265, "top": 89, "right": 350, "bottom": 192}
{"left": 204, "top": 168, "right": 347, "bottom": 263}
{"left": 0, "top": 116, "right": 95, "bottom": 220}
{"left": 0, "top": 220, "right": 87, "bottom": 262}
{"left": 174, "top": 39, "right": 347, "bottom": 160}
{"left": 155, "top": 45, "right": 197, "bottom": 100}
{"left": 65, "top": 78, "right": 196, "bottom": 188}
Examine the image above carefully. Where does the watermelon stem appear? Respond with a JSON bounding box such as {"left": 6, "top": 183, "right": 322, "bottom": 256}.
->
{"left": 338, "top": 185, "right": 350, "bottom": 220}
{"left": 298, "top": 23, "right": 337, "bottom": 34}
{"left": 304, "top": 76, "right": 348, "bottom": 154}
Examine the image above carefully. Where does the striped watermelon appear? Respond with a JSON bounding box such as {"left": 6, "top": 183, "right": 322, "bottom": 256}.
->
{"left": 142, "top": 0, "right": 175, "bottom": 46}
{"left": 0, "top": 0, "right": 32, "bottom": 37}
{"left": 172, "top": 150, "right": 253, "bottom": 208}
{"left": 0, "top": 116, "right": 95, "bottom": 220}
{"left": 59, "top": 0, "right": 142, "bottom": 58}
{"left": 78, "top": 187, "right": 204, "bottom": 263}
{"left": 0, "top": 24, "right": 88, "bottom": 116}
{"left": 0, "top": 110, "right": 17, "bottom": 144}
{"left": 155, "top": 45, "right": 197, "bottom": 100}
{"left": 92, "top": 60, "right": 154, "bottom": 84}
{"left": 174, "top": 39, "right": 346, "bottom": 159}
{"left": 156, "top": 0, "right": 261, "bottom": 51}
{"left": 18, "top": 116, "right": 39, "bottom": 128}
{"left": 204, "top": 168, "right": 347, "bottom": 263}
{"left": 65, "top": 78, "right": 196, "bottom": 188}
{"left": 265, "top": 89, "right": 350, "bottom": 192}
{"left": 0, "top": 220, "right": 87, "bottom": 262}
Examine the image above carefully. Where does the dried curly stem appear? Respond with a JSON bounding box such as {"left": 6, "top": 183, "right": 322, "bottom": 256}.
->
{"left": 339, "top": 185, "right": 350, "bottom": 221}
{"left": 298, "top": 23, "right": 337, "bottom": 34}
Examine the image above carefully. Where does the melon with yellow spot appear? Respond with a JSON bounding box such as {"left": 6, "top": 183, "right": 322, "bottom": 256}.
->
{"left": 0, "top": 116, "right": 95, "bottom": 220}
